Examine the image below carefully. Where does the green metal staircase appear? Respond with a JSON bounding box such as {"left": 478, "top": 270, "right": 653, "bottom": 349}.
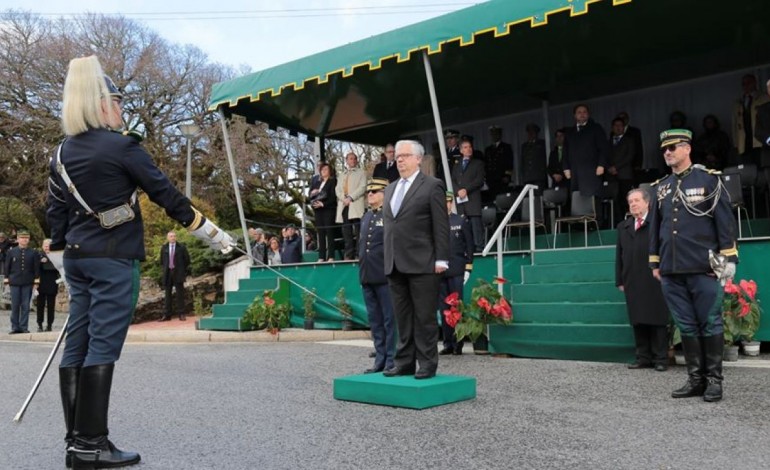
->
{"left": 489, "top": 246, "right": 636, "bottom": 363}
{"left": 197, "top": 277, "right": 291, "bottom": 331}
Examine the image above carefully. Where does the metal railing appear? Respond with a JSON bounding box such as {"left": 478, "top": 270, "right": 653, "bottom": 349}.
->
{"left": 481, "top": 184, "right": 539, "bottom": 293}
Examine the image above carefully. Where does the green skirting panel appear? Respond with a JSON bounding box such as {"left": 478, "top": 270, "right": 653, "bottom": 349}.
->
{"left": 333, "top": 373, "right": 476, "bottom": 409}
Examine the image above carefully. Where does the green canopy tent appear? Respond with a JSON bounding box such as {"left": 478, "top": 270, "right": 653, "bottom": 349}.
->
{"left": 209, "top": 0, "right": 770, "bottom": 258}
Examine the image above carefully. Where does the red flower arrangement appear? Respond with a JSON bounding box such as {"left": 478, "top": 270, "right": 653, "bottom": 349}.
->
{"left": 443, "top": 279, "right": 513, "bottom": 343}
{"left": 243, "top": 290, "right": 290, "bottom": 335}
{"left": 722, "top": 279, "right": 761, "bottom": 345}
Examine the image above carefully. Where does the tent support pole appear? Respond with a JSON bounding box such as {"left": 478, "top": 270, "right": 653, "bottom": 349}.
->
{"left": 422, "top": 51, "right": 454, "bottom": 198}
{"left": 542, "top": 100, "right": 551, "bottom": 157}
{"left": 218, "top": 107, "right": 253, "bottom": 262}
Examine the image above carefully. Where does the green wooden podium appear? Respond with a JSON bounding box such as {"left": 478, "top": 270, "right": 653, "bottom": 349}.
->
{"left": 333, "top": 373, "right": 476, "bottom": 409}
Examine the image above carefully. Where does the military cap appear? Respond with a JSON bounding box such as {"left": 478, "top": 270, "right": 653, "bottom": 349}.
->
{"left": 366, "top": 177, "right": 389, "bottom": 192}
{"left": 16, "top": 229, "right": 30, "bottom": 237}
{"left": 659, "top": 128, "right": 692, "bottom": 148}
{"left": 444, "top": 129, "right": 460, "bottom": 138}
{"left": 285, "top": 223, "right": 297, "bottom": 230}
{"left": 104, "top": 75, "right": 123, "bottom": 100}
{"left": 488, "top": 125, "right": 501, "bottom": 131}
{"left": 445, "top": 191, "right": 454, "bottom": 202}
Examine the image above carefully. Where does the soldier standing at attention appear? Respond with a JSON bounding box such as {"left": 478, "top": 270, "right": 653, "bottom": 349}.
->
{"left": 648, "top": 129, "right": 738, "bottom": 403}
{"left": 358, "top": 177, "right": 396, "bottom": 373}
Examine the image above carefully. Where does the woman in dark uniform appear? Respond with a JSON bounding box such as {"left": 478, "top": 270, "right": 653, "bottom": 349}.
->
{"left": 47, "top": 55, "right": 233, "bottom": 469}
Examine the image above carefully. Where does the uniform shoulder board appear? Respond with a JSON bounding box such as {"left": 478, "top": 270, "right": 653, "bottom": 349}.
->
{"left": 111, "top": 129, "right": 144, "bottom": 142}
{"left": 705, "top": 168, "right": 722, "bottom": 175}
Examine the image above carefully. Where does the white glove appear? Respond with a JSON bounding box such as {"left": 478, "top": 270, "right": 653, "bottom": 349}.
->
{"left": 720, "top": 262, "right": 736, "bottom": 285}
{"left": 190, "top": 218, "right": 235, "bottom": 254}
{"left": 47, "top": 250, "right": 65, "bottom": 276}
{"left": 463, "top": 271, "right": 471, "bottom": 285}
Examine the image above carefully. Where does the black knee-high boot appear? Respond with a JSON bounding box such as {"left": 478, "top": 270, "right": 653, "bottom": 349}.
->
{"left": 671, "top": 336, "right": 706, "bottom": 398}
{"left": 702, "top": 334, "right": 724, "bottom": 402}
{"left": 60, "top": 367, "right": 80, "bottom": 468}
{"left": 70, "top": 364, "right": 140, "bottom": 469}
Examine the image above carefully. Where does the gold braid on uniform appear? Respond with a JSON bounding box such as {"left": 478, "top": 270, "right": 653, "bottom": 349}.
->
{"left": 673, "top": 168, "right": 725, "bottom": 218}
{"left": 188, "top": 206, "right": 204, "bottom": 230}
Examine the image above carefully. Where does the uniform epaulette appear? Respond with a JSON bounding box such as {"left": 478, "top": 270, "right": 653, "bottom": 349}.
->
{"left": 111, "top": 129, "right": 144, "bottom": 142}
{"left": 705, "top": 168, "right": 722, "bottom": 175}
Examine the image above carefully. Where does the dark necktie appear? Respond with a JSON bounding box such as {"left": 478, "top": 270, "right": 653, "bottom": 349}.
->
{"left": 462, "top": 159, "right": 469, "bottom": 172}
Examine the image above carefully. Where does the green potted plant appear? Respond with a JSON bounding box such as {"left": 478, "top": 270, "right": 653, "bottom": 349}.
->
{"left": 336, "top": 287, "right": 353, "bottom": 331}
{"left": 722, "top": 279, "right": 762, "bottom": 360}
{"left": 443, "top": 278, "right": 513, "bottom": 354}
{"left": 242, "top": 290, "right": 290, "bottom": 335}
{"left": 302, "top": 288, "right": 316, "bottom": 330}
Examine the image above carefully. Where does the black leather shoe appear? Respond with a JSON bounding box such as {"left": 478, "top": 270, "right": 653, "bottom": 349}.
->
{"left": 179, "top": 314, "right": 186, "bottom": 321}
{"left": 37, "top": 325, "right": 44, "bottom": 332}
{"left": 8, "top": 330, "right": 21, "bottom": 335}
{"left": 439, "top": 348, "right": 454, "bottom": 355}
{"left": 627, "top": 362, "right": 652, "bottom": 369}
{"left": 415, "top": 369, "right": 436, "bottom": 380}
{"left": 46, "top": 325, "right": 53, "bottom": 332}
{"left": 368, "top": 351, "right": 376, "bottom": 358}
{"left": 158, "top": 316, "right": 171, "bottom": 322}
{"left": 453, "top": 348, "right": 463, "bottom": 355}
{"left": 382, "top": 366, "right": 415, "bottom": 377}
{"left": 364, "top": 367, "right": 384, "bottom": 374}
{"left": 654, "top": 363, "right": 668, "bottom": 372}
{"left": 703, "top": 378, "right": 723, "bottom": 402}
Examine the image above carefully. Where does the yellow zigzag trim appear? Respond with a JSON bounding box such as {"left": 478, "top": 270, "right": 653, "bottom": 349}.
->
{"left": 209, "top": 0, "right": 632, "bottom": 111}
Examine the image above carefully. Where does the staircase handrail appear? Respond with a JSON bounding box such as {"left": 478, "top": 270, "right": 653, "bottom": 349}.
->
{"left": 481, "top": 184, "right": 538, "bottom": 293}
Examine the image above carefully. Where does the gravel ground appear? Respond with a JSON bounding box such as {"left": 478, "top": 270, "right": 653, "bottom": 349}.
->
{"left": 0, "top": 338, "right": 768, "bottom": 470}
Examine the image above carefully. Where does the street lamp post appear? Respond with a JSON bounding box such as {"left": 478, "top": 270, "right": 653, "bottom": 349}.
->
{"left": 178, "top": 123, "right": 200, "bottom": 198}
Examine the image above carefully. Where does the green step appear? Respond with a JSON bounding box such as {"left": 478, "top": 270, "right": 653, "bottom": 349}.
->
{"left": 511, "top": 282, "right": 623, "bottom": 303}
{"left": 334, "top": 373, "right": 476, "bottom": 409}
{"left": 211, "top": 303, "right": 250, "bottom": 318}
{"left": 226, "top": 290, "right": 262, "bottom": 304}
{"left": 532, "top": 247, "right": 615, "bottom": 265}
{"left": 489, "top": 323, "right": 634, "bottom": 363}
{"left": 522, "top": 262, "right": 614, "bottom": 284}
{"left": 513, "top": 302, "right": 628, "bottom": 324}
{"left": 239, "top": 278, "right": 279, "bottom": 290}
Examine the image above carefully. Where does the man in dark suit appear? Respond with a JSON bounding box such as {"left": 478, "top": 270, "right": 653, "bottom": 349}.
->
{"left": 451, "top": 136, "right": 486, "bottom": 253}
{"left": 520, "top": 123, "right": 548, "bottom": 192}
{"left": 372, "top": 143, "right": 399, "bottom": 183}
{"left": 159, "top": 231, "right": 190, "bottom": 321}
{"left": 483, "top": 126, "right": 514, "bottom": 204}
{"left": 547, "top": 128, "right": 569, "bottom": 190}
{"left": 615, "top": 189, "right": 670, "bottom": 371}
{"left": 383, "top": 140, "right": 449, "bottom": 379}
{"left": 609, "top": 117, "right": 636, "bottom": 222}
{"left": 616, "top": 111, "right": 647, "bottom": 185}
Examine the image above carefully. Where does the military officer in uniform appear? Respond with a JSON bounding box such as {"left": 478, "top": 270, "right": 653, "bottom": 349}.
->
{"left": 649, "top": 129, "right": 738, "bottom": 403}
{"left": 358, "top": 177, "right": 395, "bottom": 373}
{"left": 438, "top": 192, "right": 474, "bottom": 355}
{"left": 3, "top": 229, "right": 40, "bottom": 334}
{"left": 47, "top": 55, "right": 234, "bottom": 468}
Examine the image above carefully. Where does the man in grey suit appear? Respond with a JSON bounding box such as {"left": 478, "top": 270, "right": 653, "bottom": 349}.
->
{"left": 451, "top": 136, "right": 486, "bottom": 252}
{"left": 382, "top": 140, "right": 450, "bottom": 379}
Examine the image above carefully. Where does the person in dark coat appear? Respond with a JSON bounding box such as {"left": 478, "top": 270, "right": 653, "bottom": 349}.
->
{"left": 280, "top": 224, "right": 302, "bottom": 264}
{"left": 309, "top": 162, "right": 338, "bottom": 261}
{"left": 439, "top": 191, "right": 474, "bottom": 355}
{"left": 0, "top": 231, "right": 17, "bottom": 276}
{"left": 372, "top": 143, "right": 399, "bottom": 183}
{"left": 608, "top": 117, "right": 636, "bottom": 222}
{"left": 563, "top": 104, "right": 610, "bottom": 198}
{"left": 693, "top": 115, "right": 731, "bottom": 171}
{"left": 520, "top": 123, "right": 548, "bottom": 192}
{"left": 36, "top": 238, "right": 61, "bottom": 332}
{"left": 615, "top": 189, "right": 670, "bottom": 371}
{"left": 483, "top": 126, "right": 514, "bottom": 204}
{"left": 451, "top": 136, "right": 486, "bottom": 252}
{"left": 4, "top": 229, "right": 39, "bottom": 334}
{"left": 382, "top": 140, "right": 449, "bottom": 380}
{"left": 159, "top": 231, "right": 191, "bottom": 321}
{"left": 547, "top": 128, "right": 569, "bottom": 191}
{"left": 358, "top": 177, "right": 396, "bottom": 373}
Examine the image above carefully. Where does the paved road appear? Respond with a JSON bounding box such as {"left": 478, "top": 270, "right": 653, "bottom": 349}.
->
{"left": 0, "top": 339, "right": 768, "bottom": 470}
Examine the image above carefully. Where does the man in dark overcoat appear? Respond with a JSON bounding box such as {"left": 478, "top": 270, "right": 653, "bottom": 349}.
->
{"left": 615, "top": 189, "right": 670, "bottom": 371}
{"left": 451, "top": 136, "right": 486, "bottom": 253}
{"left": 563, "top": 104, "right": 610, "bottom": 199}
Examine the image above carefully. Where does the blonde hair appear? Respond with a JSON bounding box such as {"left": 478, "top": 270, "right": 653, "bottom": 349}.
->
{"left": 61, "top": 55, "right": 118, "bottom": 136}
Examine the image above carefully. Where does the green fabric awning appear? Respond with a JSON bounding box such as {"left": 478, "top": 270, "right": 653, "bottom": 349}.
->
{"left": 208, "top": 0, "right": 770, "bottom": 144}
